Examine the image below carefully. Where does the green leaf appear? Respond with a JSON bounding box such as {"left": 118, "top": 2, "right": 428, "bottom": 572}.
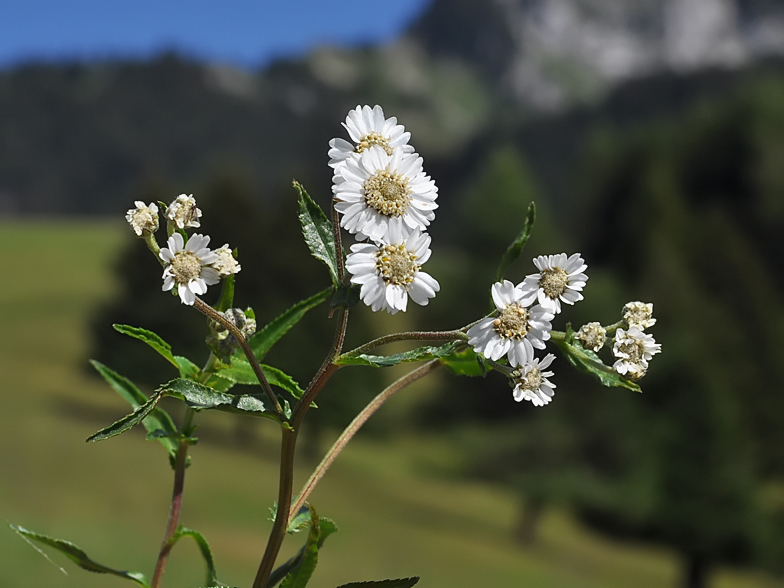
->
{"left": 160, "top": 378, "right": 281, "bottom": 420}
{"left": 213, "top": 359, "right": 305, "bottom": 399}
{"left": 439, "top": 347, "right": 486, "bottom": 377}
{"left": 294, "top": 180, "right": 339, "bottom": 286}
{"left": 86, "top": 387, "right": 165, "bottom": 442}
{"left": 214, "top": 273, "right": 236, "bottom": 313}
{"left": 279, "top": 508, "right": 322, "bottom": 588}
{"left": 270, "top": 510, "right": 338, "bottom": 588}
{"left": 337, "top": 342, "right": 459, "bottom": 367}
{"left": 171, "top": 526, "right": 220, "bottom": 587}
{"left": 113, "top": 324, "right": 178, "bottom": 368}
{"left": 551, "top": 327, "right": 642, "bottom": 392}
{"left": 496, "top": 201, "right": 536, "bottom": 281}
{"left": 250, "top": 287, "right": 332, "bottom": 360}
{"left": 287, "top": 506, "right": 312, "bottom": 534}
{"left": 174, "top": 356, "right": 201, "bottom": 379}
{"left": 336, "top": 579, "right": 419, "bottom": 588}
{"left": 89, "top": 361, "right": 178, "bottom": 457}
{"left": 9, "top": 523, "right": 149, "bottom": 586}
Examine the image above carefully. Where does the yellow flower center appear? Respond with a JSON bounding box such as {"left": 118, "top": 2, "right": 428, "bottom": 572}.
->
{"left": 619, "top": 339, "right": 645, "bottom": 363}
{"left": 355, "top": 132, "right": 393, "bottom": 155}
{"left": 363, "top": 169, "right": 412, "bottom": 217}
{"left": 517, "top": 367, "right": 543, "bottom": 392}
{"left": 170, "top": 251, "right": 202, "bottom": 284}
{"left": 540, "top": 267, "right": 569, "bottom": 299}
{"left": 375, "top": 244, "right": 419, "bottom": 285}
{"left": 493, "top": 303, "right": 529, "bottom": 340}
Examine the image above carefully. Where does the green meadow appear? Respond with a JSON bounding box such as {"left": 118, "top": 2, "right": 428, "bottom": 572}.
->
{"left": 1, "top": 220, "right": 783, "bottom": 588}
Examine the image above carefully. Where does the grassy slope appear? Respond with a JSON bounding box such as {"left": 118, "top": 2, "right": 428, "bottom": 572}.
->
{"left": 0, "top": 220, "right": 782, "bottom": 588}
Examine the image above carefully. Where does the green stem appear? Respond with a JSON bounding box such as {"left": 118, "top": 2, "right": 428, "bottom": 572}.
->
{"left": 252, "top": 307, "right": 349, "bottom": 588}
{"left": 150, "top": 408, "right": 195, "bottom": 588}
{"left": 342, "top": 330, "right": 468, "bottom": 358}
{"left": 192, "top": 298, "right": 284, "bottom": 418}
{"left": 289, "top": 359, "right": 442, "bottom": 523}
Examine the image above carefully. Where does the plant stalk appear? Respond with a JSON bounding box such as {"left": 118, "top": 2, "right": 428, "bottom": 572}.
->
{"left": 252, "top": 307, "right": 349, "bottom": 588}
{"left": 342, "top": 330, "right": 468, "bottom": 358}
{"left": 150, "top": 408, "right": 195, "bottom": 588}
{"left": 193, "top": 298, "right": 283, "bottom": 417}
{"left": 289, "top": 359, "right": 442, "bottom": 523}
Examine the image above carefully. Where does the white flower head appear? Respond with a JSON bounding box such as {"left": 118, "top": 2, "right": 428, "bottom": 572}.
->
{"left": 212, "top": 244, "right": 241, "bottom": 277}
{"left": 519, "top": 253, "right": 588, "bottom": 314}
{"left": 612, "top": 327, "right": 661, "bottom": 378}
{"left": 125, "top": 201, "right": 159, "bottom": 236}
{"left": 333, "top": 145, "right": 438, "bottom": 243}
{"left": 575, "top": 322, "right": 606, "bottom": 352}
{"left": 166, "top": 194, "right": 202, "bottom": 230}
{"left": 159, "top": 233, "right": 220, "bottom": 305}
{"left": 345, "top": 225, "right": 440, "bottom": 315}
{"left": 623, "top": 301, "right": 656, "bottom": 330}
{"left": 328, "top": 105, "right": 414, "bottom": 169}
{"left": 467, "top": 281, "right": 554, "bottom": 367}
{"left": 511, "top": 354, "right": 557, "bottom": 406}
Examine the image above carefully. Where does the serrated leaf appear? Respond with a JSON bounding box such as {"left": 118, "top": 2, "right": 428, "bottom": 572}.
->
{"left": 439, "top": 347, "right": 486, "bottom": 377}
{"left": 336, "top": 578, "right": 419, "bottom": 588}
{"left": 280, "top": 507, "right": 321, "bottom": 588}
{"left": 171, "top": 526, "right": 220, "bottom": 587}
{"left": 496, "top": 202, "right": 536, "bottom": 281}
{"left": 250, "top": 287, "right": 333, "bottom": 361}
{"left": 270, "top": 510, "right": 338, "bottom": 588}
{"left": 287, "top": 506, "right": 311, "bottom": 534}
{"left": 213, "top": 359, "right": 305, "bottom": 399}
{"left": 214, "top": 273, "right": 236, "bottom": 313}
{"left": 160, "top": 378, "right": 281, "bottom": 420}
{"left": 113, "top": 324, "right": 179, "bottom": 368}
{"left": 552, "top": 328, "right": 642, "bottom": 392}
{"left": 174, "top": 356, "right": 201, "bottom": 379}
{"left": 337, "top": 342, "right": 459, "bottom": 367}
{"left": 89, "top": 361, "right": 178, "bottom": 456}
{"left": 9, "top": 524, "right": 149, "bottom": 586}
{"left": 294, "top": 181, "right": 339, "bottom": 286}
{"left": 86, "top": 387, "right": 165, "bottom": 443}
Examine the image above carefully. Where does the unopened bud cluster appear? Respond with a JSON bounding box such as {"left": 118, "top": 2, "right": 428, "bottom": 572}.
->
{"left": 206, "top": 308, "right": 257, "bottom": 360}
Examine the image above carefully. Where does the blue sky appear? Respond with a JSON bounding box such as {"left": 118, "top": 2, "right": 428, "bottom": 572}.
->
{"left": 0, "top": 0, "right": 429, "bottom": 68}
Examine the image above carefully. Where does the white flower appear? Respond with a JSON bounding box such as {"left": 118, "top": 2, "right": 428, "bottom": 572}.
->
{"left": 212, "top": 244, "right": 241, "bottom": 277}
{"left": 333, "top": 145, "right": 438, "bottom": 243}
{"left": 125, "top": 201, "right": 159, "bottom": 236}
{"left": 623, "top": 301, "right": 656, "bottom": 330}
{"left": 467, "top": 280, "right": 554, "bottom": 367}
{"left": 159, "top": 233, "right": 220, "bottom": 305}
{"left": 328, "top": 105, "right": 414, "bottom": 169}
{"left": 575, "top": 322, "right": 606, "bottom": 352}
{"left": 345, "top": 226, "right": 439, "bottom": 315}
{"left": 511, "top": 354, "right": 557, "bottom": 406}
{"left": 613, "top": 327, "right": 661, "bottom": 378}
{"left": 519, "top": 253, "right": 588, "bottom": 314}
{"left": 166, "top": 194, "right": 202, "bottom": 230}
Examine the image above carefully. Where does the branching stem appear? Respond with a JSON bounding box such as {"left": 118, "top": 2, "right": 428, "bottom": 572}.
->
{"left": 289, "top": 359, "right": 442, "bottom": 522}
{"left": 252, "top": 306, "right": 349, "bottom": 588}
{"left": 192, "top": 298, "right": 283, "bottom": 417}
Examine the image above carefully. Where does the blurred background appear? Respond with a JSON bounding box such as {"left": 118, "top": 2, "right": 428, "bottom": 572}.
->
{"left": 2, "top": 1, "right": 784, "bottom": 587}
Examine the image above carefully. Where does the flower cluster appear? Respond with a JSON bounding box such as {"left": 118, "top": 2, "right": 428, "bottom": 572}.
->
{"left": 125, "top": 194, "right": 241, "bottom": 305}
{"left": 612, "top": 302, "right": 661, "bottom": 380}
{"left": 468, "top": 253, "right": 589, "bottom": 406}
{"left": 331, "top": 105, "right": 440, "bottom": 314}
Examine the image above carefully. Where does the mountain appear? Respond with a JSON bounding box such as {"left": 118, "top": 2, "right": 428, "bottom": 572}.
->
{"left": 409, "top": 0, "right": 784, "bottom": 108}
{"left": 2, "top": 0, "right": 784, "bottom": 215}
